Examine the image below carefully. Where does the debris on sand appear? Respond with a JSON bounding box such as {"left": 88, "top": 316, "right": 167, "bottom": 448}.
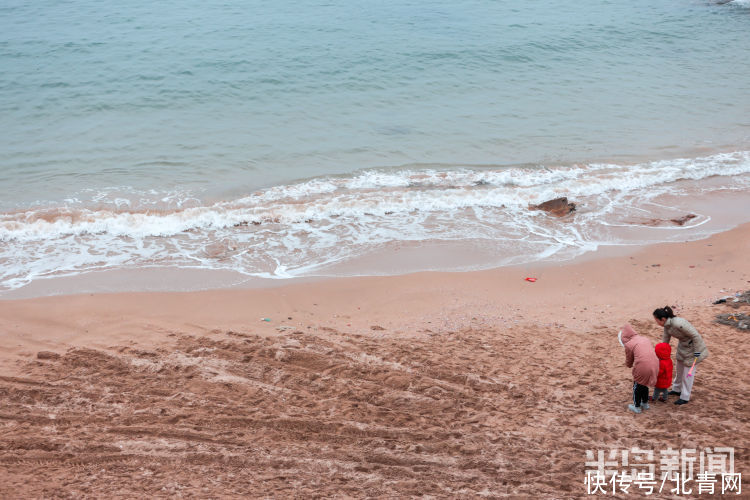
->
{"left": 731, "top": 291, "right": 750, "bottom": 305}
{"left": 37, "top": 351, "right": 60, "bottom": 360}
{"left": 713, "top": 291, "right": 750, "bottom": 307}
{"left": 714, "top": 290, "right": 750, "bottom": 329}
{"left": 716, "top": 313, "right": 750, "bottom": 330}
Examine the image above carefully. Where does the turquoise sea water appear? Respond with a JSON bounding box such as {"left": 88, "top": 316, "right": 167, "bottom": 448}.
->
{"left": 1, "top": 0, "right": 750, "bottom": 293}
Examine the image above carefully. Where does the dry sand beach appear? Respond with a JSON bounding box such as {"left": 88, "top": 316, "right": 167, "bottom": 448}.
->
{"left": 4, "top": 1, "right": 750, "bottom": 497}
{"left": 1, "top": 223, "right": 749, "bottom": 498}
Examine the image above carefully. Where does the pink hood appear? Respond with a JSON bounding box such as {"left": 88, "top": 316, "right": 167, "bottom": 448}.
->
{"left": 619, "top": 324, "right": 659, "bottom": 387}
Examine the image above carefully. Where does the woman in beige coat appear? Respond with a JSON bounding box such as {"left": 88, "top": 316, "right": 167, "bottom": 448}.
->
{"left": 653, "top": 306, "right": 709, "bottom": 405}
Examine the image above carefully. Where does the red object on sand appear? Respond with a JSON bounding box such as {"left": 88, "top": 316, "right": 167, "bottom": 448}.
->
{"left": 525, "top": 277, "right": 537, "bottom": 282}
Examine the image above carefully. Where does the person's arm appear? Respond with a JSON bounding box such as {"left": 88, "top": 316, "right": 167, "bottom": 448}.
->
{"left": 625, "top": 346, "right": 634, "bottom": 368}
{"left": 661, "top": 328, "right": 670, "bottom": 345}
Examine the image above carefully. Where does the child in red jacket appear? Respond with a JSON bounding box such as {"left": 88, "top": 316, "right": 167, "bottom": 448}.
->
{"left": 653, "top": 342, "right": 673, "bottom": 402}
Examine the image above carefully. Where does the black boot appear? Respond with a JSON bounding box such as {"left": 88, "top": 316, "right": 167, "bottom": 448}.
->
{"left": 674, "top": 399, "right": 689, "bottom": 405}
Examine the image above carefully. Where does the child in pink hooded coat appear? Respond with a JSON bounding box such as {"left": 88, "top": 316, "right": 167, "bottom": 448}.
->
{"left": 618, "top": 324, "right": 659, "bottom": 414}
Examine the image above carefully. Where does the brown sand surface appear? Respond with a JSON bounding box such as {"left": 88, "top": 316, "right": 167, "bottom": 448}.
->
{"left": 1, "top": 223, "right": 749, "bottom": 497}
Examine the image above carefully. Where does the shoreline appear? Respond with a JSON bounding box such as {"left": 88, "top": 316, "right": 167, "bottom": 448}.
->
{"left": 2, "top": 219, "right": 748, "bottom": 376}
{"left": 3, "top": 157, "right": 750, "bottom": 300}
{"left": 4, "top": 180, "right": 750, "bottom": 301}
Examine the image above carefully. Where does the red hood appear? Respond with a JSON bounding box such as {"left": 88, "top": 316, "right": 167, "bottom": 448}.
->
{"left": 655, "top": 342, "right": 671, "bottom": 360}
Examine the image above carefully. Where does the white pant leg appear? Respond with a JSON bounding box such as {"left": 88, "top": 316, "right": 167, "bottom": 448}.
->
{"left": 681, "top": 365, "right": 696, "bottom": 401}
{"left": 672, "top": 362, "right": 684, "bottom": 393}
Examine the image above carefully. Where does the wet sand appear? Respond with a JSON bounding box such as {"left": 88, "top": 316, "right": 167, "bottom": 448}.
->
{"left": 1, "top": 223, "right": 749, "bottom": 497}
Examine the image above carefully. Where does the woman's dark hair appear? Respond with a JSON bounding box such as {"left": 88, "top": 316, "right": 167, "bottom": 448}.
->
{"left": 653, "top": 306, "right": 675, "bottom": 320}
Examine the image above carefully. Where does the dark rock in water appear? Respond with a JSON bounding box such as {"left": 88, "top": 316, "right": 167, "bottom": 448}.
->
{"left": 530, "top": 197, "right": 576, "bottom": 217}
{"left": 636, "top": 219, "right": 662, "bottom": 227}
{"left": 633, "top": 214, "right": 697, "bottom": 227}
{"left": 670, "top": 214, "right": 697, "bottom": 226}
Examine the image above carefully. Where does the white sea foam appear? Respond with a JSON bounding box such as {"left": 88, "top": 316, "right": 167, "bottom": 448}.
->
{"left": 3, "top": 151, "right": 748, "bottom": 243}
{"left": 1, "top": 152, "right": 749, "bottom": 291}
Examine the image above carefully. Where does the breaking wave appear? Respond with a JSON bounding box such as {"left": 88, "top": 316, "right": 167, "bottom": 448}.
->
{"left": 1, "top": 151, "right": 749, "bottom": 291}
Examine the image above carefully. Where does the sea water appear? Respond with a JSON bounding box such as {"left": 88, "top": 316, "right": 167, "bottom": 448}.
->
{"left": 1, "top": 0, "right": 750, "bottom": 294}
